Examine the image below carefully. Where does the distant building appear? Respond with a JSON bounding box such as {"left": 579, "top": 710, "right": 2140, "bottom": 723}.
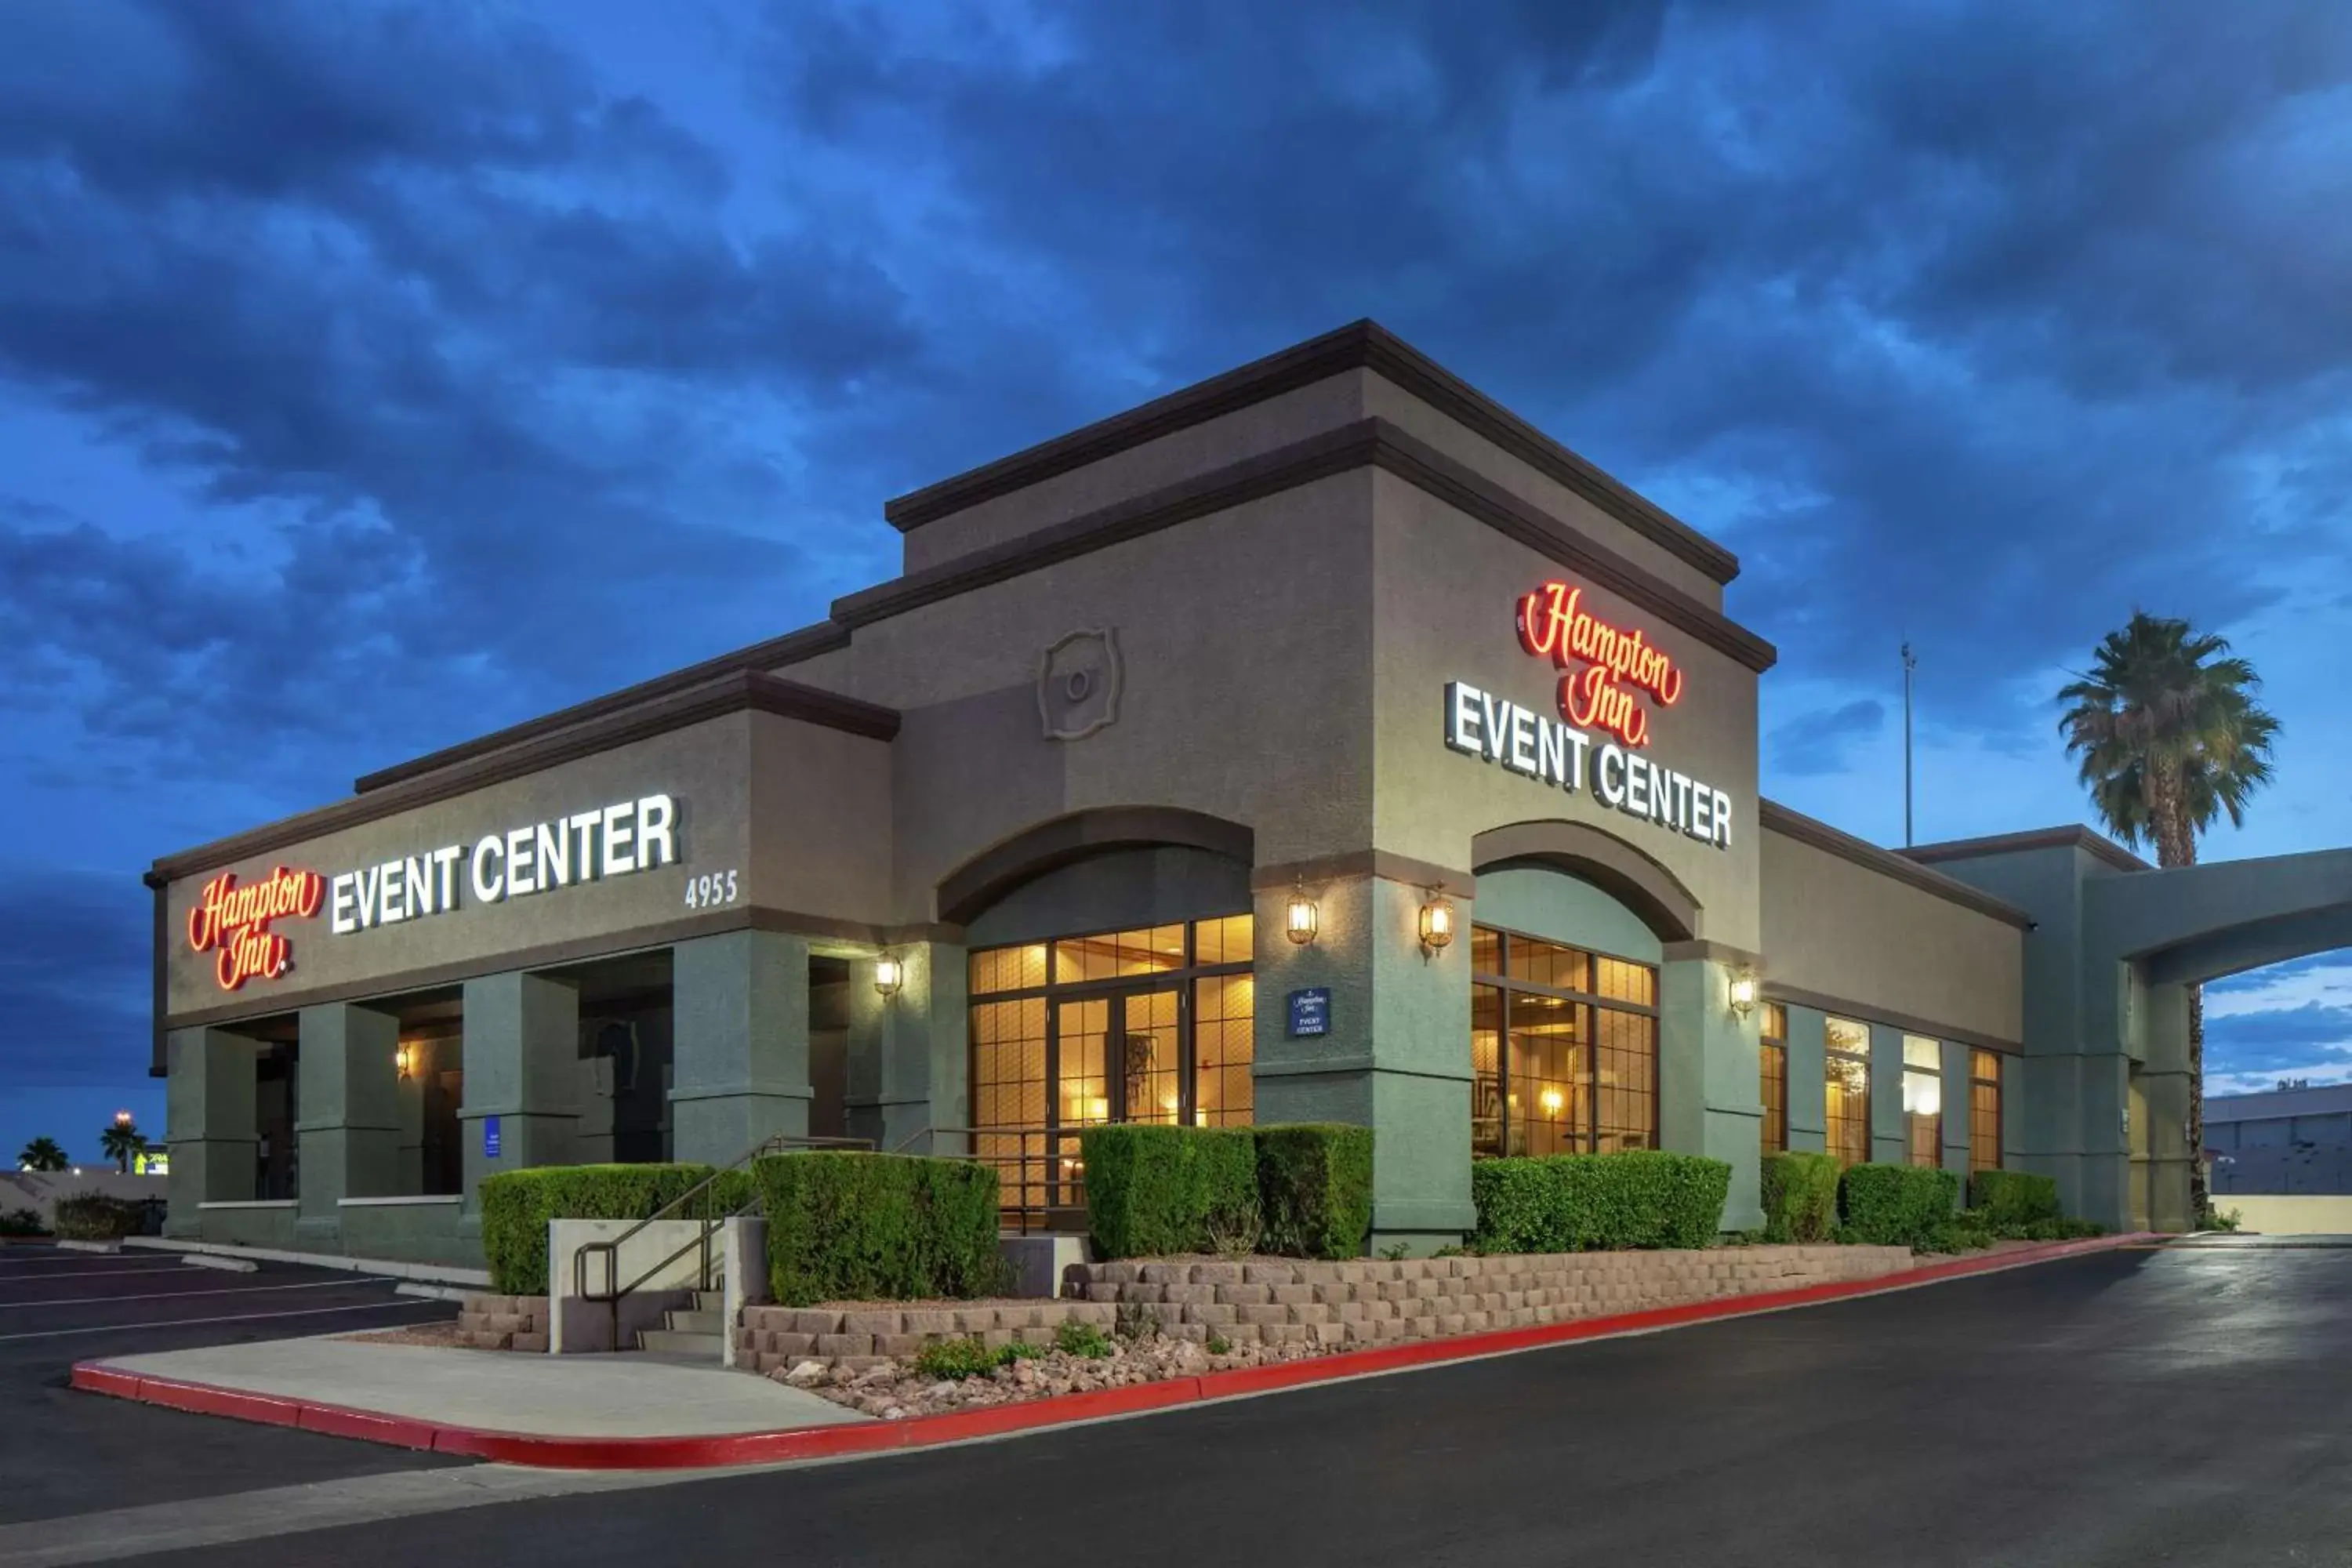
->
{"left": 2208, "top": 1082, "right": 2352, "bottom": 1195}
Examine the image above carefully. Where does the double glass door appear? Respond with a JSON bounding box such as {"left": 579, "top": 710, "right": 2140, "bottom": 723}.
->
{"left": 1055, "top": 986, "right": 1184, "bottom": 1131}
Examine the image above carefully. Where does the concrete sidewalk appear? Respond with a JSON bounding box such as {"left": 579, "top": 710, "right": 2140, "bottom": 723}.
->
{"left": 89, "top": 1336, "right": 866, "bottom": 1439}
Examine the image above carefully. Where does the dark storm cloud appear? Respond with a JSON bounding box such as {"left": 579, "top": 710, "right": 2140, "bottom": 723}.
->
{"left": 1769, "top": 699, "right": 1884, "bottom": 778}
{"left": 752, "top": 0, "right": 2352, "bottom": 741}
{"left": 0, "top": 866, "right": 150, "bottom": 1091}
{"left": 2204, "top": 1000, "right": 2352, "bottom": 1080}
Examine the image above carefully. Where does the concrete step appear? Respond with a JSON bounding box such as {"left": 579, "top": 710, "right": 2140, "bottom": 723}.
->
{"left": 692, "top": 1290, "right": 726, "bottom": 1312}
{"left": 637, "top": 1328, "right": 725, "bottom": 1357}
{"left": 664, "top": 1308, "right": 725, "bottom": 1334}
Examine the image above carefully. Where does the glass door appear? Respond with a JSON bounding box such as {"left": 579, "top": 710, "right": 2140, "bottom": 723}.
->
{"left": 1118, "top": 987, "right": 1183, "bottom": 1125}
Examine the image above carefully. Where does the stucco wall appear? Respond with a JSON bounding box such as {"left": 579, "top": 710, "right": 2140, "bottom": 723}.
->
{"left": 1758, "top": 826, "right": 2024, "bottom": 1045}
{"left": 1370, "top": 469, "right": 1763, "bottom": 951}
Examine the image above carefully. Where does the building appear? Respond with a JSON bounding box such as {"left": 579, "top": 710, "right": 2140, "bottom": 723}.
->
{"left": 147, "top": 322, "right": 2352, "bottom": 1268}
{"left": 2208, "top": 1082, "right": 2352, "bottom": 1196}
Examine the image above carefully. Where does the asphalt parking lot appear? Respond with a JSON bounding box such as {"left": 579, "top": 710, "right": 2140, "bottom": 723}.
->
{"left": 0, "top": 1241, "right": 466, "bottom": 1528}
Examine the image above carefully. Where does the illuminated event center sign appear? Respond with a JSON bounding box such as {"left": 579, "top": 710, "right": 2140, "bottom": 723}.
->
{"left": 327, "top": 793, "right": 681, "bottom": 937}
{"left": 1446, "top": 582, "right": 1733, "bottom": 850}
{"left": 187, "top": 866, "right": 325, "bottom": 991}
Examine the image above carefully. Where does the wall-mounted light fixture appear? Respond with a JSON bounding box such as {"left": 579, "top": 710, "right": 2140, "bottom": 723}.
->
{"left": 873, "top": 953, "right": 906, "bottom": 997}
{"left": 1418, "top": 891, "right": 1456, "bottom": 952}
{"left": 1284, "top": 886, "right": 1319, "bottom": 946}
{"left": 1728, "top": 969, "right": 1759, "bottom": 1018}
{"left": 394, "top": 1044, "right": 416, "bottom": 1080}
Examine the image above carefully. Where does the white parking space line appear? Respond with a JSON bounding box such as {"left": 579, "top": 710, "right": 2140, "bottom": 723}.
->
{"left": 0, "top": 1298, "right": 445, "bottom": 1343}
{"left": 0, "top": 1280, "right": 372, "bottom": 1311}
{"left": 0, "top": 1270, "right": 199, "bottom": 1283}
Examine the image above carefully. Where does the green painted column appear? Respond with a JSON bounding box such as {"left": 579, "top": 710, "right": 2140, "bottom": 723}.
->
{"left": 295, "top": 1003, "right": 402, "bottom": 1250}
{"left": 672, "top": 930, "right": 811, "bottom": 1165}
{"left": 1782, "top": 1004, "right": 1828, "bottom": 1155}
{"left": 1867, "top": 1023, "right": 1907, "bottom": 1166}
{"left": 1940, "top": 1040, "right": 1973, "bottom": 1192}
{"left": 2142, "top": 981, "right": 2195, "bottom": 1232}
{"left": 459, "top": 971, "right": 579, "bottom": 1211}
{"left": 1254, "top": 875, "right": 1473, "bottom": 1251}
{"left": 164, "top": 1027, "right": 258, "bottom": 1236}
{"left": 845, "top": 943, "right": 967, "bottom": 1152}
{"left": 1659, "top": 956, "right": 1763, "bottom": 1232}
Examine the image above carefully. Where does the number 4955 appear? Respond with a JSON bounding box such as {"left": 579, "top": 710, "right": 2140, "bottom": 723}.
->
{"left": 685, "top": 869, "right": 739, "bottom": 909}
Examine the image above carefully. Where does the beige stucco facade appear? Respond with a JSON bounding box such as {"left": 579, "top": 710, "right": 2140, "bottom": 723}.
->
{"left": 154, "top": 321, "right": 2078, "bottom": 1265}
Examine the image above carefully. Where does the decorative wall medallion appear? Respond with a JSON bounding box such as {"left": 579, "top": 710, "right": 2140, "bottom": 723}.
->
{"left": 1038, "top": 627, "right": 1123, "bottom": 741}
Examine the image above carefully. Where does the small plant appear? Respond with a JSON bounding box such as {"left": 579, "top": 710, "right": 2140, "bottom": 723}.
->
{"left": 1378, "top": 1241, "right": 1410, "bottom": 1261}
{"left": 1206, "top": 1334, "right": 1232, "bottom": 1356}
{"left": 1205, "top": 1198, "right": 1264, "bottom": 1261}
{"left": 912, "top": 1337, "right": 1003, "bottom": 1381}
{"left": 1429, "top": 1243, "right": 1474, "bottom": 1258}
{"left": 1054, "top": 1319, "right": 1115, "bottom": 1358}
{"left": 1113, "top": 1300, "right": 1163, "bottom": 1341}
{"left": 2196, "top": 1206, "right": 2243, "bottom": 1233}
{"left": 1000, "top": 1338, "right": 1047, "bottom": 1361}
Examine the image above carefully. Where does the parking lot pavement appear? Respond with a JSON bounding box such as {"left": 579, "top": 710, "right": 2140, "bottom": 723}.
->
{"left": 0, "top": 1243, "right": 471, "bottom": 1528}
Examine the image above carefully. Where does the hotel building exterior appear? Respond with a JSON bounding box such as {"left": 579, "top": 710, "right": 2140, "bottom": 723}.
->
{"left": 149, "top": 323, "right": 2352, "bottom": 1267}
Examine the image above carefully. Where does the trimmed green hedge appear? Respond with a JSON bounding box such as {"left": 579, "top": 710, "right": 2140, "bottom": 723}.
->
{"left": 1970, "top": 1169, "right": 2061, "bottom": 1228}
{"left": 1257, "top": 1123, "right": 1375, "bottom": 1261}
{"left": 1080, "top": 1124, "right": 1261, "bottom": 1260}
{"left": 479, "top": 1163, "right": 753, "bottom": 1295}
{"left": 1471, "top": 1150, "right": 1732, "bottom": 1254}
{"left": 1760, "top": 1151, "right": 1841, "bottom": 1243}
{"left": 50, "top": 1194, "right": 151, "bottom": 1241}
{"left": 753, "top": 1151, "right": 1000, "bottom": 1306}
{"left": 1839, "top": 1163, "right": 1960, "bottom": 1247}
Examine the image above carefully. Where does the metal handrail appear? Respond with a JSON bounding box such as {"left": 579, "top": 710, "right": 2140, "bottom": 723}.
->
{"left": 891, "top": 1123, "right": 1091, "bottom": 1234}
{"left": 572, "top": 1131, "right": 873, "bottom": 1345}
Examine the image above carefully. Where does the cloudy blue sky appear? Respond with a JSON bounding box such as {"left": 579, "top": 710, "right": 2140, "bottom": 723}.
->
{"left": 4, "top": 0, "right": 2349, "bottom": 1165}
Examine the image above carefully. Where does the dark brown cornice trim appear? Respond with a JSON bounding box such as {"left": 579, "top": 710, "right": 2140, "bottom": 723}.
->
{"left": 158, "top": 903, "right": 956, "bottom": 1037}
{"left": 1759, "top": 800, "right": 2037, "bottom": 930}
{"left": 884, "top": 320, "right": 1741, "bottom": 587}
{"left": 152, "top": 671, "right": 898, "bottom": 883}
{"left": 1250, "top": 851, "right": 1475, "bottom": 901}
{"left": 1760, "top": 982, "right": 2024, "bottom": 1057}
{"left": 1904, "top": 825, "right": 2151, "bottom": 877}
{"left": 353, "top": 621, "right": 852, "bottom": 795}
{"left": 844, "top": 419, "right": 1777, "bottom": 675}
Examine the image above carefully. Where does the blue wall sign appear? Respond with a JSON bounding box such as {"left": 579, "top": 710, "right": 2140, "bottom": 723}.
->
{"left": 483, "top": 1115, "right": 502, "bottom": 1159}
{"left": 1287, "top": 987, "right": 1331, "bottom": 1039}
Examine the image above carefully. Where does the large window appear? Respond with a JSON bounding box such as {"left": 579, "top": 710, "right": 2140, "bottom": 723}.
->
{"left": 1759, "top": 1002, "right": 1788, "bottom": 1156}
{"left": 1471, "top": 925, "right": 1658, "bottom": 1157}
{"left": 1969, "top": 1048, "right": 2004, "bottom": 1174}
{"left": 1903, "top": 1036, "right": 1944, "bottom": 1169}
{"left": 969, "top": 916, "right": 1254, "bottom": 1217}
{"left": 1825, "top": 1018, "right": 1871, "bottom": 1167}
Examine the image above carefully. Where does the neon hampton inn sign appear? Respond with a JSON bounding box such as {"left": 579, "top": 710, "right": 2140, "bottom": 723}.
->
{"left": 1445, "top": 582, "right": 1734, "bottom": 850}
{"left": 187, "top": 866, "right": 325, "bottom": 990}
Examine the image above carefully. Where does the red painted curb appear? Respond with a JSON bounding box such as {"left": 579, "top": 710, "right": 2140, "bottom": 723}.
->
{"left": 70, "top": 1230, "right": 2158, "bottom": 1469}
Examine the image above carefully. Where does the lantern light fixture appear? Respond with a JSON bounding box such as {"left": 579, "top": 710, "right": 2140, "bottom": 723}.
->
{"left": 1284, "top": 887, "right": 1319, "bottom": 946}
{"left": 395, "top": 1044, "right": 416, "bottom": 1080}
{"left": 1418, "top": 891, "right": 1456, "bottom": 952}
{"left": 873, "top": 953, "right": 906, "bottom": 997}
{"left": 1728, "top": 970, "right": 1759, "bottom": 1017}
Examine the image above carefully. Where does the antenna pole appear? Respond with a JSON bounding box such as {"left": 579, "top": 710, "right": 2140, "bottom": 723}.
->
{"left": 1901, "top": 642, "right": 1918, "bottom": 847}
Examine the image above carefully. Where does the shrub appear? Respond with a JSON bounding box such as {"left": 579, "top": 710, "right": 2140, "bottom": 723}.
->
{"left": 1970, "top": 1170, "right": 2061, "bottom": 1229}
{"left": 1471, "top": 1150, "right": 1732, "bottom": 1254}
{"left": 1256, "top": 1123, "right": 1375, "bottom": 1260}
{"left": 1760, "top": 1152, "right": 1842, "bottom": 1243}
{"left": 50, "top": 1194, "right": 151, "bottom": 1241}
{"left": 478, "top": 1163, "right": 750, "bottom": 1296}
{"left": 1054, "top": 1319, "right": 1114, "bottom": 1358}
{"left": 1839, "top": 1163, "right": 1961, "bottom": 1248}
{"left": 0, "top": 1207, "right": 45, "bottom": 1237}
{"left": 913, "top": 1337, "right": 1002, "bottom": 1381}
{"left": 1079, "top": 1124, "right": 1260, "bottom": 1260}
{"left": 753, "top": 1151, "right": 1000, "bottom": 1306}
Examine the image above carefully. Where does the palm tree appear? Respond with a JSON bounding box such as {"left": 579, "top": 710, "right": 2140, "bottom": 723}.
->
{"left": 2059, "top": 610, "right": 2281, "bottom": 1221}
{"left": 99, "top": 1119, "right": 147, "bottom": 1175}
{"left": 17, "top": 1137, "right": 68, "bottom": 1172}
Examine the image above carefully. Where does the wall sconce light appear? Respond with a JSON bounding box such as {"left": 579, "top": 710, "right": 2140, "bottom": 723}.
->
{"left": 873, "top": 953, "right": 906, "bottom": 997}
{"left": 394, "top": 1044, "right": 416, "bottom": 1080}
{"left": 1728, "top": 970, "right": 1759, "bottom": 1017}
{"left": 1284, "top": 887, "right": 1319, "bottom": 946}
{"left": 1418, "top": 891, "right": 1456, "bottom": 952}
